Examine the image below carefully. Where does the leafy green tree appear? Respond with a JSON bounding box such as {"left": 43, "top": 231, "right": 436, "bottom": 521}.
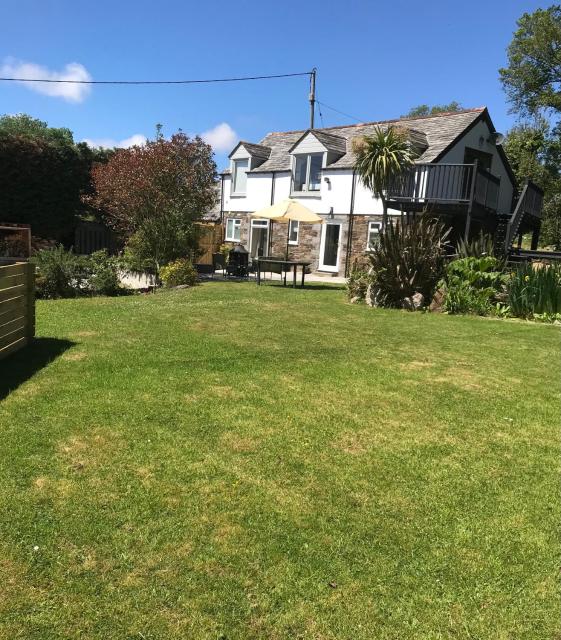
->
{"left": 500, "top": 6, "right": 561, "bottom": 248}
{"left": 90, "top": 132, "right": 217, "bottom": 278}
{"left": 403, "top": 102, "right": 462, "bottom": 118}
{"left": 500, "top": 5, "right": 561, "bottom": 118}
{"left": 352, "top": 126, "right": 416, "bottom": 228}
{"left": 504, "top": 121, "right": 561, "bottom": 248}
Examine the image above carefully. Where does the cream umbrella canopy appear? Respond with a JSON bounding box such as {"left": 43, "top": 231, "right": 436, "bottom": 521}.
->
{"left": 251, "top": 198, "right": 324, "bottom": 259}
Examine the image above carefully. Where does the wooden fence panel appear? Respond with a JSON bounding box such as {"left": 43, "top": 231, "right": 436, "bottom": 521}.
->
{"left": 197, "top": 223, "right": 223, "bottom": 265}
{"left": 0, "top": 262, "right": 35, "bottom": 360}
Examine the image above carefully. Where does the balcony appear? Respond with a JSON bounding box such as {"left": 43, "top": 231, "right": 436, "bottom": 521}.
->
{"left": 386, "top": 162, "right": 501, "bottom": 215}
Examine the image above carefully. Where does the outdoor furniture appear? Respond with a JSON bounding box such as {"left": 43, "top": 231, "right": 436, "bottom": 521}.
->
{"left": 212, "top": 252, "right": 226, "bottom": 276}
{"left": 256, "top": 257, "right": 311, "bottom": 288}
{"left": 226, "top": 244, "right": 249, "bottom": 278}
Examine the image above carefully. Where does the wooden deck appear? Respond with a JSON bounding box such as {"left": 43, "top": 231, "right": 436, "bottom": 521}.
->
{"left": 386, "top": 162, "right": 500, "bottom": 216}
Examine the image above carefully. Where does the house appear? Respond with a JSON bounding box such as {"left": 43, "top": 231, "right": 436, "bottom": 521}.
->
{"left": 218, "top": 108, "right": 543, "bottom": 276}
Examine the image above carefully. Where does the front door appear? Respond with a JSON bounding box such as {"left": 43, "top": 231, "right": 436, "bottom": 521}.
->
{"left": 319, "top": 223, "right": 341, "bottom": 272}
{"left": 250, "top": 219, "right": 269, "bottom": 260}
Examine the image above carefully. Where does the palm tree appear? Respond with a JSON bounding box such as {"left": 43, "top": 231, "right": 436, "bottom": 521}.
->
{"left": 352, "top": 126, "right": 416, "bottom": 229}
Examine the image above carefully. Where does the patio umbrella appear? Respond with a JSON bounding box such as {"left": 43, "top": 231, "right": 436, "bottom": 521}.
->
{"left": 251, "top": 198, "right": 324, "bottom": 259}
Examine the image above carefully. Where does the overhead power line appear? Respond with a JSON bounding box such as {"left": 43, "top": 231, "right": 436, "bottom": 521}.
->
{"left": 316, "top": 100, "right": 365, "bottom": 124}
{"left": 0, "top": 71, "right": 313, "bottom": 85}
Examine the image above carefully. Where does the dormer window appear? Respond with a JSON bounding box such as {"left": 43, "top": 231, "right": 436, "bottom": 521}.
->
{"left": 292, "top": 153, "right": 322, "bottom": 193}
{"left": 232, "top": 158, "right": 249, "bottom": 194}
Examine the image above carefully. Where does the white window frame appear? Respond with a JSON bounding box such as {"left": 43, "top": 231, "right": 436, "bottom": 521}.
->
{"left": 225, "top": 218, "right": 242, "bottom": 242}
{"left": 288, "top": 220, "right": 300, "bottom": 245}
{"left": 367, "top": 221, "right": 382, "bottom": 251}
{"left": 291, "top": 153, "right": 323, "bottom": 194}
{"left": 231, "top": 158, "right": 249, "bottom": 195}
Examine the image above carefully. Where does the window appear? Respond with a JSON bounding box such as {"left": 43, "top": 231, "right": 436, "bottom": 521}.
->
{"left": 232, "top": 158, "right": 249, "bottom": 194}
{"left": 288, "top": 220, "right": 299, "bottom": 245}
{"left": 292, "top": 153, "right": 323, "bottom": 193}
{"left": 367, "top": 222, "right": 382, "bottom": 251}
{"left": 225, "top": 218, "right": 241, "bottom": 242}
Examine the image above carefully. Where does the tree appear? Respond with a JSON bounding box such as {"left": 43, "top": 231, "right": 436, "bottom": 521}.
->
{"left": 500, "top": 5, "right": 561, "bottom": 119}
{"left": 500, "top": 5, "right": 561, "bottom": 248}
{"left": 352, "top": 126, "right": 416, "bottom": 229}
{"left": 402, "top": 102, "right": 462, "bottom": 118}
{"left": 0, "top": 114, "right": 110, "bottom": 241}
{"left": 90, "top": 132, "right": 217, "bottom": 277}
{"left": 504, "top": 120, "right": 561, "bottom": 248}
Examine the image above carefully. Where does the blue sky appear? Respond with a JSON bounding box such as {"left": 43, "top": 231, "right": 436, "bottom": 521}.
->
{"left": 0, "top": 0, "right": 549, "bottom": 168}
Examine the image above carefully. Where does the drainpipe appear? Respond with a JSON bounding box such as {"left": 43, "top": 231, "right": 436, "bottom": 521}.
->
{"left": 344, "top": 170, "right": 357, "bottom": 277}
{"left": 268, "top": 171, "right": 276, "bottom": 254}
{"left": 220, "top": 174, "right": 226, "bottom": 242}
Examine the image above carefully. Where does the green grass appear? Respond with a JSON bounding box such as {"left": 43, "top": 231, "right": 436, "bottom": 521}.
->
{"left": 0, "top": 282, "right": 559, "bottom": 639}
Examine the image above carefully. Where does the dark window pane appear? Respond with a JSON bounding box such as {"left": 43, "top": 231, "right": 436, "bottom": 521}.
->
{"left": 293, "top": 156, "right": 307, "bottom": 191}
{"left": 308, "top": 154, "right": 322, "bottom": 190}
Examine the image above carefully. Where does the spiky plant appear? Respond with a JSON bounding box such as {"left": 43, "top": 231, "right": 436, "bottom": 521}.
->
{"left": 352, "top": 126, "right": 417, "bottom": 228}
{"left": 457, "top": 232, "right": 495, "bottom": 258}
{"left": 368, "top": 216, "right": 451, "bottom": 308}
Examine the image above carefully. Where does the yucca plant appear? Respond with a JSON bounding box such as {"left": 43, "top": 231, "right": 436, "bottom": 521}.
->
{"left": 368, "top": 216, "right": 451, "bottom": 308}
{"left": 457, "top": 232, "right": 495, "bottom": 258}
{"left": 353, "top": 126, "right": 417, "bottom": 229}
{"left": 507, "top": 262, "right": 561, "bottom": 318}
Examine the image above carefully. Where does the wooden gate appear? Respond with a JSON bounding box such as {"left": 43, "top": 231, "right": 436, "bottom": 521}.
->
{"left": 0, "top": 262, "right": 35, "bottom": 360}
{"left": 197, "top": 223, "right": 223, "bottom": 265}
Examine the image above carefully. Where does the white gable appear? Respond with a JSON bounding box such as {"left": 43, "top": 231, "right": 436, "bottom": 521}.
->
{"left": 290, "top": 132, "right": 327, "bottom": 155}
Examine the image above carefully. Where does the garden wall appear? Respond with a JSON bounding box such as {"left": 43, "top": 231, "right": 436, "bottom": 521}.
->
{"left": 0, "top": 262, "right": 35, "bottom": 360}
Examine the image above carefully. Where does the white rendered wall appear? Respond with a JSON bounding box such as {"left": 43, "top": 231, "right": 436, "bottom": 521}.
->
{"left": 439, "top": 119, "right": 515, "bottom": 214}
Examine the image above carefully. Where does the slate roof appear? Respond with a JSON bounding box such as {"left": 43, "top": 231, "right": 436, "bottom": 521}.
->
{"left": 222, "top": 108, "right": 486, "bottom": 174}
{"left": 229, "top": 141, "right": 271, "bottom": 160}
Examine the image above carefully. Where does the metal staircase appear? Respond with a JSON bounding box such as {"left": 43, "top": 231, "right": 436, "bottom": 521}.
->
{"left": 496, "top": 181, "right": 544, "bottom": 254}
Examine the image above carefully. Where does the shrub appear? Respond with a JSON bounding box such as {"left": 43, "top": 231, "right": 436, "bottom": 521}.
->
{"left": 31, "top": 246, "right": 123, "bottom": 298}
{"left": 160, "top": 258, "right": 197, "bottom": 288}
{"left": 346, "top": 258, "right": 375, "bottom": 302}
{"left": 440, "top": 256, "right": 507, "bottom": 315}
{"left": 31, "top": 246, "right": 88, "bottom": 299}
{"left": 367, "top": 216, "right": 450, "bottom": 308}
{"left": 507, "top": 262, "right": 561, "bottom": 319}
{"left": 457, "top": 232, "right": 495, "bottom": 258}
{"left": 87, "top": 250, "right": 122, "bottom": 296}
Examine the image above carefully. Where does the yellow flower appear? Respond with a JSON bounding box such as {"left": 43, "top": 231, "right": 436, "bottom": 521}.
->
{"left": 524, "top": 275, "right": 530, "bottom": 282}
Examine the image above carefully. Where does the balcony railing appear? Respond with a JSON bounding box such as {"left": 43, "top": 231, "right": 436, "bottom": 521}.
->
{"left": 386, "top": 162, "right": 501, "bottom": 212}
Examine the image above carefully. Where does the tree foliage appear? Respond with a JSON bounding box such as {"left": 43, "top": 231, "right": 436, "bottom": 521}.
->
{"left": 501, "top": 6, "right": 561, "bottom": 249}
{"left": 402, "top": 102, "right": 463, "bottom": 118}
{"left": 503, "top": 117, "right": 561, "bottom": 248}
{"left": 500, "top": 5, "right": 561, "bottom": 118}
{"left": 0, "top": 114, "right": 110, "bottom": 241}
{"left": 90, "top": 132, "right": 217, "bottom": 275}
{"left": 352, "top": 126, "right": 416, "bottom": 227}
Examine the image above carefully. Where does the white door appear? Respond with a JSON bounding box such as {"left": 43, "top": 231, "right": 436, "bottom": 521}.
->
{"left": 319, "top": 222, "right": 341, "bottom": 272}
{"left": 249, "top": 219, "right": 269, "bottom": 260}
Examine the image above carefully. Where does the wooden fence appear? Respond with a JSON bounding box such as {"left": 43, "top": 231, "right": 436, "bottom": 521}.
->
{"left": 0, "top": 262, "right": 35, "bottom": 360}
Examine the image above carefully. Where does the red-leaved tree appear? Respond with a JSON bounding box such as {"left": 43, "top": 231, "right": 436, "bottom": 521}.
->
{"left": 90, "top": 132, "right": 217, "bottom": 276}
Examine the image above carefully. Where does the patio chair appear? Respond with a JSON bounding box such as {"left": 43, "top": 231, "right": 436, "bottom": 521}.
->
{"left": 212, "top": 253, "right": 226, "bottom": 276}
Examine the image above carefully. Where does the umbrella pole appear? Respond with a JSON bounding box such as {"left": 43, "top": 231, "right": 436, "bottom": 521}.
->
{"left": 285, "top": 225, "right": 290, "bottom": 260}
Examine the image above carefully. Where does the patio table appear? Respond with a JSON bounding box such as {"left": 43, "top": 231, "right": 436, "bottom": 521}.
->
{"left": 256, "top": 258, "right": 311, "bottom": 288}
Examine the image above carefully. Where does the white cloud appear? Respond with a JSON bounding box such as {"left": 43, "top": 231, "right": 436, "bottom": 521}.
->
{"left": 201, "top": 122, "right": 237, "bottom": 152}
{"left": 82, "top": 134, "right": 147, "bottom": 149}
{"left": 1, "top": 57, "right": 92, "bottom": 103}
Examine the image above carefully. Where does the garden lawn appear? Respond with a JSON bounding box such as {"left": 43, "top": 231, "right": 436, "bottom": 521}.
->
{"left": 0, "top": 282, "right": 559, "bottom": 639}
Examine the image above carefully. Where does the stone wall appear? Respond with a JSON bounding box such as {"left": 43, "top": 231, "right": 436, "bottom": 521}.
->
{"left": 221, "top": 210, "right": 384, "bottom": 276}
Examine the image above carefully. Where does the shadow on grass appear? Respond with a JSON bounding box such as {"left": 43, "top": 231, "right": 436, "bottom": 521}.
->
{"left": 0, "top": 337, "right": 75, "bottom": 401}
